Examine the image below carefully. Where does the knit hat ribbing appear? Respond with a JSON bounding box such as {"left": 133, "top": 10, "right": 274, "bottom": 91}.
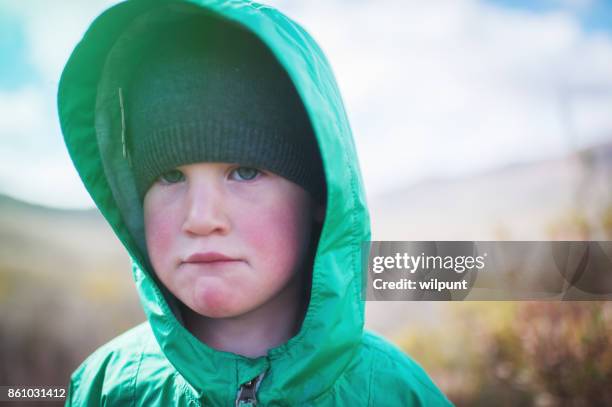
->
{"left": 126, "top": 17, "right": 325, "bottom": 203}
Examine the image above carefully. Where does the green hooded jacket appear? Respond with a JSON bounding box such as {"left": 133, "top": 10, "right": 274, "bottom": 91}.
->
{"left": 58, "top": 0, "right": 453, "bottom": 405}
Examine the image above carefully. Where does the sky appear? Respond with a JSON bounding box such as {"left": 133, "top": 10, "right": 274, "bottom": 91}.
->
{"left": 1, "top": 0, "right": 611, "bottom": 209}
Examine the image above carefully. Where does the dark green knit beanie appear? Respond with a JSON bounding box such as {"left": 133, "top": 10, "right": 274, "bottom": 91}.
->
{"left": 126, "top": 16, "right": 325, "bottom": 203}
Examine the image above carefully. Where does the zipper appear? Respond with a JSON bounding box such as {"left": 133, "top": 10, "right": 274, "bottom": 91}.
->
{"left": 235, "top": 371, "right": 266, "bottom": 407}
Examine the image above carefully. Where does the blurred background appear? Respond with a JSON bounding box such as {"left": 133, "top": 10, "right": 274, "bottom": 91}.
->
{"left": 1, "top": 0, "right": 611, "bottom": 405}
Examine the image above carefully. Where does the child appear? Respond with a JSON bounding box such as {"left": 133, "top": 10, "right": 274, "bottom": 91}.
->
{"left": 58, "top": 0, "right": 453, "bottom": 405}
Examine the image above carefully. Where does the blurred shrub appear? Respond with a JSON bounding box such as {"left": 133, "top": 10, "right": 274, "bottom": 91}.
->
{"left": 546, "top": 209, "right": 591, "bottom": 240}
{"left": 602, "top": 203, "right": 612, "bottom": 239}
{"left": 0, "top": 265, "right": 143, "bottom": 392}
{"left": 395, "top": 302, "right": 612, "bottom": 406}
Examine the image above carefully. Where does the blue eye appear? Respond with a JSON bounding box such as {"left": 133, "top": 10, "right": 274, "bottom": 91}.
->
{"left": 159, "top": 169, "right": 185, "bottom": 184}
{"left": 232, "top": 167, "right": 260, "bottom": 181}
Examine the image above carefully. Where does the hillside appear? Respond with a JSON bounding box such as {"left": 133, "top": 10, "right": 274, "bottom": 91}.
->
{"left": 0, "top": 194, "right": 141, "bottom": 388}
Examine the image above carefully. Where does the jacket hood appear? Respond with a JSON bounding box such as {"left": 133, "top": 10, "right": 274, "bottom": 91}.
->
{"left": 58, "top": 0, "right": 370, "bottom": 404}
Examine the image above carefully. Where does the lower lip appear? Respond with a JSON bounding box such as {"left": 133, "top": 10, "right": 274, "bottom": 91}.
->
{"left": 183, "top": 260, "right": 243, "bottom": 267}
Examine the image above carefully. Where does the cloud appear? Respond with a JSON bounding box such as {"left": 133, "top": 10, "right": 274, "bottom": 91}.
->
{"left": 1, "top": 0, "right": 119, "bottom": 86}
{"left": 0, "top": 85, "right": 94, "bottom": 208}
{"left": 1, "top": 0, "right": 612, "bottom": 207}
{"left": 266, "top": 0, "right": 612, "bottom": 196}
{"left": 0, "top": 87, "right": 45, "bottom": 142}
{"left": 0, "top": 147, "right": 93, "bottom": 208}
{"left": 0, "top": 0, "right": 118, "bottom": 208}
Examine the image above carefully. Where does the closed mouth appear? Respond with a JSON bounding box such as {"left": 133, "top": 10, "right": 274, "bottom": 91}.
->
{"left": 182, "top": 251, "right": 242, "bottom": 265}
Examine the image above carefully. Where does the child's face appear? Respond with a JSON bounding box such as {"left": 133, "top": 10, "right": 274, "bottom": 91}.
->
{"left": 143, "top": 162, "right": 316, "bottom": 319}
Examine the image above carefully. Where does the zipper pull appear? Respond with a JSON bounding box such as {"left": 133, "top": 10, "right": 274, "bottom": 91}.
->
{"left": 235, "top": 372, "right": 265, "bottom": 407}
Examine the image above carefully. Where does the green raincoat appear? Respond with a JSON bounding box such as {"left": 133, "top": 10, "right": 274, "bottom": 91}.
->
{"left": 58, "top": 0, "right": 453, "bottom": 405}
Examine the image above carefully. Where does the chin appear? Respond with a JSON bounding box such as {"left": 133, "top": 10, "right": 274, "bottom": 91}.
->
{"left": 191, "top": 290, "right": 247, "bottom": 319}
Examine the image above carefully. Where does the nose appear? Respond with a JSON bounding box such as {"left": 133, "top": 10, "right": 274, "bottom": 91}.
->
{"left": 181, "top": 179, "right": 230, "bottom": 236}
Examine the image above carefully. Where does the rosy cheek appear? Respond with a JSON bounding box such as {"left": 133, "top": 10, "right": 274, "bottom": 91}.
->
{"left": 145, "top": 211, "right": 179, "bottom": 270}
{"left": 240, "top": 201, "right": 304, "bottom": 275}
